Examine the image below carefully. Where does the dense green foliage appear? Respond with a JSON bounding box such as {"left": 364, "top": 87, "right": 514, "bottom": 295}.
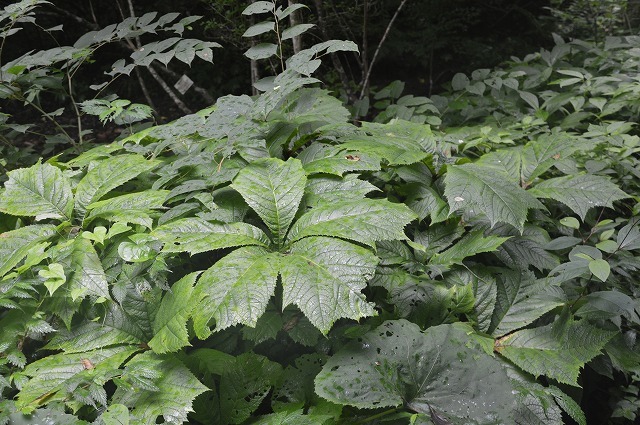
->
{"left": 2, "top": 1, "right": 640, "bottom": 424}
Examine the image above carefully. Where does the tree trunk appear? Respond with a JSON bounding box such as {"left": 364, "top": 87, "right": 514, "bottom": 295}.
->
{"left": 288, "top": 0, "right": 303, "bottom": 54}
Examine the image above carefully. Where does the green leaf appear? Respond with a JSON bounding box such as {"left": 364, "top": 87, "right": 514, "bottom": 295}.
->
{"left": 0, "top": 224, "right": 57, "bottom": 279}
{"left": 530, "top": 174, "right": 629, "bottom": 220}
{"left": 8, "top": 408, "right": 89, "bottom": 425}
{"left": 490, "top": 270, "right": 566, "bottom": 337}
{"left": 148, "top": 272, "right": 199, "bottom": 354}
{"left": 287, "top": 199, "right": 416, "bottom": 248}
{"left": 575, "top": 291, "right": 640, "bottom": 324}
{"left": 219, "top": 353, "right": 282, "bottom": 424}
{"left": 298, "top": 143, "right": 380, "bottom": 176}
{"left": 547, "top": 386, "right": 587, "bottom": 425}
{"left": 117, "top": 237, "right": 155, "bottom": 263}
{"left": 282, "top": 24, "right": 315, "bottom": 41}
{"left": 85, "top": 190, "right": 169, "bottom": 228}
{"left": 152, "top": 218, "right": 269, "bottom": 255}
{"left": 38, "top": 263, "right": 66, "bottom": 296}
{"left": 477, "top": 132, "right": 584, "bottom": 186}
{"left": 0, "top": 162, "right": 73, "bottom": 221}
{"left": 16, "top": 346, "right": 138, "bottom": 413}
{"left": 429, "top": 230, "right": 509, "bottom": 268}
{"left": 250, "top": 410, "right": 331, "bottom": 425}
{"left": 114, "top": 352, "right": 208, "bottom": 425}
{"left": 560, "top": 217, "right": 580, "bottom": 229}
{"left": 242, "top": 21, "right": 275, "bottom": 37}
{"left": 101, "top": 404, "right": 130, "bottom": 425}
{"left": 74, "top": 154, "right": 159, "bottom": 221}
{"left": 496, "top": 320, "right": 617, "bottom": 386}
{"left": 67, "top": 238, "right": 110, "bottom": 300}
{"left": 232, "top": 158, "right": 306, "bottom": 246}
{"left": 588, "top": 258, "right": 610, "bottom": 282}
{"left": 244, "top": 43, "right": 278, "bottom": 60}
{"left": 304, "top": 174, "right": 379, "bottom": 207}
{"left": 242, "top": 1, "right": 274, "bottom": 15}
{"left": 444, "top": 163, "right": 543, "bottom": 231}
{"left": 193, "top": 246, "right": 280, "bottom": 337}
{"left": 46, "top": 282, "right": 158, "bottom": 353}
{"left": 280, "top": 236, "right": 378, "bottom": 334}
{"left": 316, "top": 320, "right": 516, "bottom": 424}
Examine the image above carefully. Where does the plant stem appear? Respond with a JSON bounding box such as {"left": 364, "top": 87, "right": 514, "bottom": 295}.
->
{"left": 359, "top": 0, "right": 409, "bottom": 99}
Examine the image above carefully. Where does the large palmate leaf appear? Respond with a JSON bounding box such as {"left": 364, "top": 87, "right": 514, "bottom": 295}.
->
{"left": 490, "top": 270, "right": 566, "bottom": 336}
{"left": 287, "top": 199, "right": 416, "bottom": 248}
{"left": 74, "top": 154, "right": 160, "bottom": 220}
{"left": 232, "top": 158, "right": 306, "bottom": 246}
{"left": 0, "top": 224, "right": 56, "bottom": 278}
{"left": 280, "top": 236, "right": 378, "bottom": 334}
{"left": 193, "top": 246, "right": 280, "bottom": 337}
{"left": 152, "top": 218, "right": 270, "bottom": 254}
{"left": 15, "top": 346, "right": 138, "bottom": 413}
{"left": 316, "top": 320, "right": 517, "bottom": 424}
{"left": 444, "top": 163, "right": 543, "bottom": 231}
{"left": 113, "top": 352, "right": 208, "bottom": 425}
{"left": 495, "top": 320, "right": 617, "bottom": 386}
{"left": 529, "top": 174, "right": 629, "bottom": 220}
{"left": 0, "top": 162, "right": 73, "bottom": 221}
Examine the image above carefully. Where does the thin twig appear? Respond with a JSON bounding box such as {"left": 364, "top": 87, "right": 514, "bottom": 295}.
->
{"left": 359, "top": 0, "right": 409, "bottom": 99}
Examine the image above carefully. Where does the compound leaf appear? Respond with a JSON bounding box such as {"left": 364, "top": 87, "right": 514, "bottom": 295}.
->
{"left": 232, "top": 158, "right": 306, "bottom": 246}
{"left": 15, "top": 346, "right": 137, "bottom": 413}
{"left": 429, "top": 230, "right": 510, "bottom": 268}
{"left": 490, "top": 270, "right": 566, "bottom": 337}
{"left": 85, "top": 190, "right": 169, "bottom": 228}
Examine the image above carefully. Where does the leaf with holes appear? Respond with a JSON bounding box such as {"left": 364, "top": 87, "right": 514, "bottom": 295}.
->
{"left": 316, "top": 320, "right": 516, "bottom": 424}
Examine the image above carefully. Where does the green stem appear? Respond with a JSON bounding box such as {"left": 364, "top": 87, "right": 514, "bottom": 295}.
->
{"left": 354, "top": 408, "right": 400, "bottom": 424}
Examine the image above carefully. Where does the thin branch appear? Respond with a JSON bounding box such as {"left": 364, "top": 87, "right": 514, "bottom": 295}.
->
{"left": 359, "top": 0, "right": 409, "bottom": 99}
{"left": 154, "top": 64, "right": 215, "bottom": 105}
{"left": 146, "top": 65, "right": 192, "bottom": 115}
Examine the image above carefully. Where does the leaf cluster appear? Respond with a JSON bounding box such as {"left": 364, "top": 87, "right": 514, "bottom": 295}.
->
{"left": 1, "top": 5, "right": 640, "bottom": 425}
